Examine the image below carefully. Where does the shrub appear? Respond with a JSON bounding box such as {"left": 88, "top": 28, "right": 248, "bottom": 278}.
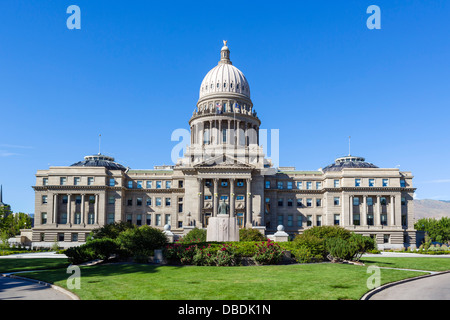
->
{"left": 253, "top": 239, "right": 284, "bottom": 265}
{"left": 65, "top": 245, "right": 95, "bottom": 265}
{"left": 215, "top": 244, "right": 238, "bottom": 266}
{"left": 325, "top": 233, "right": 376, "bottom": 262}
{"left": 90, "top": 221, "right": 135, "bottom": 240}
{"left": 65, "top": 238, "right": 122, "bottom": 264}
{"left": 180, "top": 228, "right": 207, "bottom": 244}
{"left": 239, "top": 228, "right": 266, "bottom": 241}
{"left": 303, "top": 225, "right": 352, "bottom": 241}
{"left": 293, "top": 233, "right": 326, "bottom": 258}
{"left": 292, "top": 246, "right": 323, "bottom": 263}
{"left": 117, "top": 225, "right": 167, "bottom": 260}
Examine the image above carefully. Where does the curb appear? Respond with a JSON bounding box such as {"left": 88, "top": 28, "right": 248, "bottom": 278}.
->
{"left": 360, "top": 270, "right": 450, "bottom": 300}
{"left": 1, "top": 273, "right": 80, "bottom": 300}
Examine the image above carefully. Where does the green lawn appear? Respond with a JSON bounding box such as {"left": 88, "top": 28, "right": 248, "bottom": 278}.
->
{"left": 4, "top": 257, "right": 450, "bottom": 300}
{"left": 19, "top": 262, "right": 424, "bottom": 300}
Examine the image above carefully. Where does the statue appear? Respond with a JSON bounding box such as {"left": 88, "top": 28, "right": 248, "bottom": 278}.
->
{"left": 218, "top": 199, "right": 229, "bottom": 215}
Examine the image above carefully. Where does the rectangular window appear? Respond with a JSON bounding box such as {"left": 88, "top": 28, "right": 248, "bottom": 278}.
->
{"left": 75, "top": 195, "right": 81, "bottom": 204}
{"left": 88, "top": 177, "right": 94, "bottom": 186}
{"left": 204, "top": 195, "right": 212, "bottom": 200}
{"left": 277, "top": 181, "right": 283, "bottom": 189}
{"left": 278, "top": 198, "right": 283, "bottom": 207}
{"left": 400, "top": 179, "right": 406, "bottom": 188}
{"left": 74, "top": 177, "right": 80, "bottom": 185}
{"left": 165, "top": 198, "right": 171, "bottom": 206}
{"left": 316, "top": 215, "right": 322, "bottom": 227}
{"left": 221, "top": 180, "right": 228, "bottom": 187}
{"left": 136, "top": 197, "right": 143, "bottom": 206}
{"left": 220, "top": 195, "right": 229, "bottom": 201}
{"left": 146, "top": 197, "right": 152, "bottom": 206}
{"left": 237, "top": 180, "right": 244, "bottom": 187}
{"left": 401, "top": 197, "right": 406, "bottom": 206}
{"left": 287, "top": 181, "right": 293, "bottom": 189}
{"left": 178, "top": 203, "right": 183, "bottom": 213}
{"left": 166, "top": 181, "right": 171, "bottom": 189}
{"left": 156, "top": 214, "right": 161, "bottom": 226}
{"left": 74, "top": 213, "right": 81, "bottom": 224}
{"left": 381, "top": 214, "right": 388, "bottom": 226}
{"left": 297, "top": 198, "right": 303, "bottom": 207}
{"left": 156, "top": 181, "right": 162, "bottom": 189}
{"left": 156, "top": 197, "right": 162, "bottom": 206}
{"left": 146, "top": 214, "right": 151, "bottom": 225}
{"left": 42, "top": 195, "right": 48, "bottom": 204}
{"left": 383, "top": 234, "right": 390, "bottom": 244}
{"left": 380, "top": 197, "right": 387, "bottom": 205}
{"left": 297, "top": 215, "right": 303, "bottom": 227}
{"left": 367, "top": 197, "right": 373, "bottom": 206}
{"left": 146, "top": 181, "right": 152, "bottom": 189}
{"left": 355, "top": 179, "right": 361, "bottom": 187}
{"left": 108, "top": 196, "right": 115, "bottom": 205}
{"left": 60, "top": 177, "right": 66, "bottom": 186}
{"left": 89, "top": 195, "right": 95, "bottom": 204}
{"left": 287, "top": 215, "right": 293, "bottom": 227}
{"left": 367, "top": 213, "right": 374, "bottom": 226}
{"left": 306, "top": 182, "right": 312, "bottom": 190}
{"left": 107, "top": 213, "right": 114, "bottom": 224}
{"left": 126, "top": 214, "right": 132, "bottom": 224}
{"left": 316, "top": 199, "right": 321, "bottom": 207}
{"left": 128, "top": 181, "right": 133, "bottom": 189}
{"left": 333, "top": 179, "right": 339, "bottom": 188}
{"left": 109, "top": 178, "right": 115, "bottom": 187}
{"left": 205, "top": 179, "right": 212, "bottom": 187}
{"left": 316, "top": 182, "right": 322, "bottom": 190}
{"left": 287, "top": 199, "right": 293, "bottom": 207}
{"left": 353, "top": 197, "right": 360, "bottom": 206}
{"left": 43, "top": 178, "right": 48, "bottom": 186}
{"left": 277, "top": 215, "right": 283, "bottom": 226}
{"left": 382, "top": 179, "right": 389, "bottom": 187}
{"left": 178, "top": 180, "right": 184, "bottom": 188}
{"left": 334, "top": 197, "right": 340, "bottom": 206}
{"left": 137, "top": 181, "right": 143, "bottom": 189}
{"left": 60, "top": 213, "right": 67, "bottom": 224}
{"left": 353, "top": 214, "right": 360, "bottom": 226}
{"left": 62, "top": 195, "right": 68, "bottom": 204}
{"left": 127, "top": 198, "right": 132, "bottom": 206}
{"left": 136, "top": 214, "right": 142, "bottom": 226}
{"left": 222, "top": 128, "right": 227, "bottom": 143}
{"left": 306, "top": 198, "right": 312, "bottom": 207}
{"left": 58, "top": 233, "right": 64, "bottom": 242}
{"left": 41, "top": 212, "right": 47, "bottom": 224}
{"left": 297, "top": 181, "right": 302, "bottom": 189}
{"left": 165, "top": 214, "right": 171, "bottom": 226}
{"left": 236, "top": 195, "right": 244, "bottom": 200}
{"left": 369, "top": 179, "right": 375, "bottom": 187}
{"left": 265, "top": 180, "right": 270, "bottom": 189}
{"left": 307, "top": 215, "right": 312, "bottom": 227}
{"left": 334, "top": 214, "right": 340, "bottom": 226}
{"left": 72, "top": 233, "right": 78, "bottom": 242}
{"left": 265, "top": 198, "right": 270, "bottom": 214}
{"left": 88, "top": 213, "right": 95, "bottom": 224}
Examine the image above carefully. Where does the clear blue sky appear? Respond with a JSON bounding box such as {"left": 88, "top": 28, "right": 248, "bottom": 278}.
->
{"left": 1, "top": 0, "right": 449, "bottom": 214}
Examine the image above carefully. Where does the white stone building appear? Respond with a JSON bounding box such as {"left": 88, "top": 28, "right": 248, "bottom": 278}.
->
{"left": 31, "top": 42, "right": 417, "bottom": 249}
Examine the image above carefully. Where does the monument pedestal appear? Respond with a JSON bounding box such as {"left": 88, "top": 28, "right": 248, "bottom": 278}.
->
{"left": 206, "top": 214, "right": 240, "bottom": 242}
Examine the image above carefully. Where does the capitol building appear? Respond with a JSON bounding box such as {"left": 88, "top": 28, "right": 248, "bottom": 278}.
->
{"left": 31, "top": 42, "right": 417, "bottom": 249}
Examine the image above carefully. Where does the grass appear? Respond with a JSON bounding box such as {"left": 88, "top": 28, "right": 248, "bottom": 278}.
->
{"left": 18, "top": 262, "right": 424, "bottom": 300}
{"left": 3, "top": 256, "right": 450, "bottom": 300}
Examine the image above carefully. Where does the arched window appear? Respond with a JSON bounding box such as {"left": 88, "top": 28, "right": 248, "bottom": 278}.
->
{"left": 230, "top": 83, "right": 233, "bottom": 89}
{"left": 217, "top": 83, "right": 220, "bottom": 88}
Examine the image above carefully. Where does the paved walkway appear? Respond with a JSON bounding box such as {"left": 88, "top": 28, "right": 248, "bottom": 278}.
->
{"left": 0, "top": 252, "right": 67, "bottom": 259}
{"left": 0, "top": 275, "right": 73, "bottom": 300}
{"left": 367, "top": 272, "right": 450, "bottom": 300}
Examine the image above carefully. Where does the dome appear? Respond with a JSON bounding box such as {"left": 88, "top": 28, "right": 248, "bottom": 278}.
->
{"left": 199, "top": 41, "right": 250, "bottom": 100}
{"left": 322, "top": 155, "right": 378, "bottom": 173}
{"left": 71, "top": 154, "right": 127, "bottom": 171}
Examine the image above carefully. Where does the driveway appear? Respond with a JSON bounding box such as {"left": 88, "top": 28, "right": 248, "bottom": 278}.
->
{"left": 367, "top": 272, "right": 450, "bottom": 300}
{"left": 0, "top": 275, "right": 73, "bottom": 300}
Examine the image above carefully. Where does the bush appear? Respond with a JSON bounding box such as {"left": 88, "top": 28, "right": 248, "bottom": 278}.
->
{"left": 180, "top": 228, "right": 207, "bottom": 243}
{"left": 65, "top": 238, "right": 121, "bottom": 264}
{"left": 253, "top": 239, "right": 284, "bottom": 265}
{"left": 239, "top": 228, "right": 266, "bottom": 241}
{"left": 292, "top": 246, "right": 323, "bottom": 263}
{"left": 90, "top": 221, "right": 135, "bottom": 240}
{"left": 303, "top": 226, "right": 352, "bottom": 241}
{"left": 325, "top": 233, "right": 376, "bottom": 262}
{"left": 117, "top": 225, "right": 167, "bottom": 260}
{"left": 293, "top": 233, "right": 326, "bottom": 258}
{"left": 65, "top": 245, "right": 95, "bottom": 265}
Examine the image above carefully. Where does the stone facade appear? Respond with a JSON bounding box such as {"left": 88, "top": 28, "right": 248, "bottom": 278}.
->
{"left": 31, "top": 42, "right": 417, "bottom": 249}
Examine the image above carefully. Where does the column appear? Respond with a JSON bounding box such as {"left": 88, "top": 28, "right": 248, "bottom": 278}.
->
{"left": 67, "top": 194, "right": 72, "bottom": 226}
{"left": 227, "top": 120, "right": 231, "bottom": 145}
{"left": 361, "top": 196, "right": 367, "bottom": 226}
{"left": 390, "top": 195, "right": 395, "bottom": 226}
{"left": 246, "top": 178, "right": 252, "bottom": 227}
{"left": 95, "top": 194, "right": 99, "bottom": 224}
{"left": 197, "top": 178, "right": 203, "bottom": 225}
{"left": 53, "top": 194, "right": 58, "bottom": 224}
{"left": 350, "top": 195, "right": 354, "bottom": 225}
{"left": 237, "top": 120, "right": 241, "bottom": 146}
{"left": 376, "top": 195, "right": 381, "bottom": 226}
{"left": 213, "top": 178, "right": 218, "bottom": 217}
{"left": 209, "top": 120, "right": 213, "bottom": 144}
{"left": 218, "top": 120, "right": 222, "bottom": 145}
{"left": 81, "top": 194, "right": 85, "bottom": 226}
{"left": 229, "top": 178, "right": 235, "bottom": 217}
{"left": 341, "top": 193, "right": 346, "bottom": 227}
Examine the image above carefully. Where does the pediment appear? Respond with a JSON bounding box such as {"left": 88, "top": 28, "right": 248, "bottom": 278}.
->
{"left": 193, "top": 154, "right": 255, "bottom": 169}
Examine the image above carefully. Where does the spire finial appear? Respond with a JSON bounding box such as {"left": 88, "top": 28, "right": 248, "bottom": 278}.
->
{"left": 98, "top": 134, "right": 101, "bottom": 155}
{"left": 219, "top": 40, "right": 232, "bottom": 65}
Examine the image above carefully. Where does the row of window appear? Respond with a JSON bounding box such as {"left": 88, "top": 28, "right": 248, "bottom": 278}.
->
{"left": 266, "top": 196, "right": 407, "bottom": 209}
{"left": 265, "top": 179, "right": 407, "bottom": 189}
{"left": 123, "top": 197, "right": 183, "bottom": 212}
{"left": 42, "top": 195, "right": 96, "bottom": 205}
{"left": 123, "top": 213, "right": 180, "bottom": 228}
{"left": 40, "top": 212, "right": 96, "bottom": 225}
{"left": 127, "top": 180, "right": 181, "bottom": 189}
{"left": 44, "top": 177, "right": 96, "bottom": 186}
